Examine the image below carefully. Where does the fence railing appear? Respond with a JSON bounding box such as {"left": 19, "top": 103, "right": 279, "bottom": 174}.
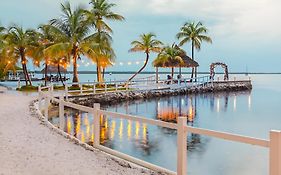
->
{"left": 50, "top": 75, "right": 214, "bottom": 99}
{"left": 37, "top": 86, "right": 281, "bottom": 175}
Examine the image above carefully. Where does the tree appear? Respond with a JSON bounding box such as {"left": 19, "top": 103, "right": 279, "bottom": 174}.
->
{"left": 153, "top": 45, "right": 183, "bottom": 78}
{"left": 88, "top": 0, "right": 125, "bottom": 33}
{"left": 46, "top": 2, "right": 98, "bottom": 83}
{"left": 3, "top": 26, "right": 39, "bottom": 86}
{"left": 128, "top": 33, "right": 163, "bottom": 82}
{"left": 86, "top": 0, "right": 124, "bottom": 82}
{"left": 176, "top": 21, "right": 212, "bottom": 80}
{"left": 86, "top": 31, "right": 115, "bottom": 82}
{"left": 50, "top": 57, "right": 67, "bottom": 86}
{"left": 36, "top": 25, "right": 66, "bottom": 86}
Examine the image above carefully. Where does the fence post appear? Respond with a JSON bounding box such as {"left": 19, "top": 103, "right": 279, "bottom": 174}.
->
{"left": 93, "top": 103, "right": 100, "bottom": 147}
{"left": 93, "top": 83, "right": 96, "bottom": 94}
{"left": 51, "top": 83, "right": 54, "bottom": 96}
{"left": 17, "top": 79, "right": 21, "bottom": 89}
{"left": 65, "top": 84, "right": 68, "bottom": 101}
{"left": 59, "top": 96, "right": 65, "bottom": 130}
{"left": 105, "top": 83, "right": 107, "bottom": 93}
{"left": 177, "top": 117, "right": 187, "bottom": 175}
{"left": 38, "top": 85, "right": 42, "bottom": 111}
{"left": 270, "top": 130, "right": 281, "bottom": 175}
{"left": 44, "top": 97, "right": 50, "bottom": 121}
{"left": 79, "top": 84, "right": 83, "bottom": 94}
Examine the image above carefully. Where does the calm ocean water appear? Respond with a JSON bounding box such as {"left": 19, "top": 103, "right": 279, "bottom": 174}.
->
{"left": 43, "top": 74, "right": 281, "bottom": 174}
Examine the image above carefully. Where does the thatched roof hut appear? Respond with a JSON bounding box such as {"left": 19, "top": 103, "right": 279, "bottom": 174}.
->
{"left": 153, "top": 44, "right": 199, "bottom": 68}
{"left": 41, "top": 65, "right": 67, "bottom": 74}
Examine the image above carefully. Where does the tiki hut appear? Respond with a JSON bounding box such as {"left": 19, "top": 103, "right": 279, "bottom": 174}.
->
{"left": 41, "top": 65, "right": 67, "bottom": 74}
{"left": 153, "top": 52, "right": 199, "bottom": 82}
{"left": 41, "top": 65, "right": 68, "bottom": 82}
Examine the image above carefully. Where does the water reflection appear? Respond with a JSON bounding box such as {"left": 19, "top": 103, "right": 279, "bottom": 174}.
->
{"left": 49, "top": 90, "right": 252, "bottom": 172}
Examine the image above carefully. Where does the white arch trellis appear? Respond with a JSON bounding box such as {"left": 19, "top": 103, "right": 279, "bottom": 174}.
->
{"left": 210, "top": 62, "right": 229, "bottom": 81}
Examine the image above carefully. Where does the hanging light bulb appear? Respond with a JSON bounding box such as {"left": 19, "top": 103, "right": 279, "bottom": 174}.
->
{"left": 128, "top": 62, "right": 132, "bottom": 65}
{"left": 119, "top": 62, "right": 123, "bottom": 66}
{"left": 136, "top": 61, "right": 140, "bottom": 65}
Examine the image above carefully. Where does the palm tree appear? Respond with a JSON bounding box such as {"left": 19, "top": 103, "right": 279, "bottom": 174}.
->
{"left": 128, "top": 33, "right": 163, "bottom": 82}
{"left": 86, "top": 31, "right": 115, "bottom": 82}
{"left": 176, "top": 21, "right": 212, "bottom": 79}
{"left": 86, "top": 0, "right": 124, "bottom": 82}
{"left": 88, "top": 0, "right": 125, "bottom": 33}
{"left": 46, "top": 2, "right": 98, "bottom": 83}
{"left": 3, "top": 25, "right": 39, "bottom": 86}
{"left": 0, "top": 26, "right": 6, "bottom": 48}
{"left": 50, "top": 57, "right": 67, "bottom": 86}
{"left": 153, "top": 45, "right": 183, "bottom": 78}
{"left": 36, "top": 25, "right": 65, "bottom": 86}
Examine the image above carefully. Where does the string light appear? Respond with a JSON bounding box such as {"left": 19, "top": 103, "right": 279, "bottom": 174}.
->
{"left": 127, "top": 62, "right": 132, "bottom": 65}
{"left": 136, "top": 61, "right": 140, "bottom": 65}
{"left": 7, "top": 61, "right": 11, "bottom": 64}
{"left": 119, "top": 62, "right": 123, "bottom": 66}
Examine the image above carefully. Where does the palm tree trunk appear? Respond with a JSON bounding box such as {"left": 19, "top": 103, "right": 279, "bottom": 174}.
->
{"left": 171, "top": 67, "right": 174, "bottom": 78}
{"left": 191, "top": 41, "right": 195, "bottom": 81}
{"left": 20, "top": 50, "right": 32, "bottom": 86}
{"left": 21, "top": 62, "right": 28, "bottom": 86}
{"left": 72, "top": 47, "right": 79, "bottom": 83}
{"left": 102, "top": 67, "right": 105, "bottom": 80}
{"left": 58, "top": 64, "right": 65, "bottom": 86}
{"left": 25, "top": 63, "right": 32, "bottom": 86}
{"left": 44, "top": 60, "right": 48, "bottom": 86}
{"left": 128, "top": 52, "right": 149, "bottom": 82}
{"left": 96, "top": 65, "right": 99, "bottom": 82}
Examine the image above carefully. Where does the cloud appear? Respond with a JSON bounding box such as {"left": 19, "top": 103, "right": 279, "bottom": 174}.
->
{"left": 116, "top": 0, "right": 281, "bottom": 41}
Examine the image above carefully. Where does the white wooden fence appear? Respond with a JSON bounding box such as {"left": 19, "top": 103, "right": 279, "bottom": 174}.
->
{"left": 47, "top": 75, "right": 213, "bottom": 100}
{"left": 37, "top": 85, "right": 280, "bottom": 175}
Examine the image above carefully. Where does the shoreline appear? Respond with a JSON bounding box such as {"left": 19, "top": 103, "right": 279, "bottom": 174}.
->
{"left": 69, "top": 81, "right": 252, "bottom": 107}
{"left": 0, "top": 92, "right": 160, "bottom": 175}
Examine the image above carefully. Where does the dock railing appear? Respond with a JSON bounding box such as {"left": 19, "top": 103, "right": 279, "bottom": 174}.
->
{"left": 37, "top": 86, "right": 281, "bottom": 175}
{"left": 53, "top": 75, "right": 215, "bottom": 99}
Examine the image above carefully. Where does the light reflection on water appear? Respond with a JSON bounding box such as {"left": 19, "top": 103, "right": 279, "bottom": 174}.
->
{"left": 48, "top": 75, "right": 281, "bottom": 174}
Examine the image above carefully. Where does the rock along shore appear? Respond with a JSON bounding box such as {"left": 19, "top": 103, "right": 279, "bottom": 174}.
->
{"left": 70, "top": 80, "right": 252, "bottom": 107}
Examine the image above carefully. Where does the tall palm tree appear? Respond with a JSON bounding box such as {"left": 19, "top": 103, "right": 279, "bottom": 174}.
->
{"left": 87, "top": 31, "right": 115, "bottom": 82}
{"left": 36, "top": 25, "right": 65, "bottom": 86}
{"left": 3, "top": 26, "right": 39, "bottom": 86}
{"left": 88, "top": 0, "right": 125, "bottom": 33}
{"left": 153, "top": 45, "right": 183, "bottom": 78}
{"left": 128, "top": 33, "right": 163, "bottom": 82}
{"left": 46, "top": 2, "right": 97, "bottom": 83}
{"left": 176, "top": 21, "right": 212, "bottom": 80}
{"left": 86, "top": 0, "right": 124, "bottom": 82}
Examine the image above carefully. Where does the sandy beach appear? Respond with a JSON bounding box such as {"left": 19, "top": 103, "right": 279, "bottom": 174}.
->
{"left": 0, "top": 91, "right": 154, "bottom": 175}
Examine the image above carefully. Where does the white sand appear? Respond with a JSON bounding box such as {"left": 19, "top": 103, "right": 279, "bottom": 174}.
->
{"left": 0, "top": 92, "right": 156, "bottom": 175}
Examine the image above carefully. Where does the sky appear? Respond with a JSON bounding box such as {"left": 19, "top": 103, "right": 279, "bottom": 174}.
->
{"left": 0, "top": 0, "right": 280, "bottom": 73}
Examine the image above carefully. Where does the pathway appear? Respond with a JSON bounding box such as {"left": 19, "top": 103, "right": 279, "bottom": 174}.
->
{"left": 0, "top": 92, "right": 152, "bottom": 175}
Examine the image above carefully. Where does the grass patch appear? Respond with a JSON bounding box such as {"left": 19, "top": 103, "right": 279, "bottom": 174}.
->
{"left": 17, "top": 85, "right": 39, "bottom": 91}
